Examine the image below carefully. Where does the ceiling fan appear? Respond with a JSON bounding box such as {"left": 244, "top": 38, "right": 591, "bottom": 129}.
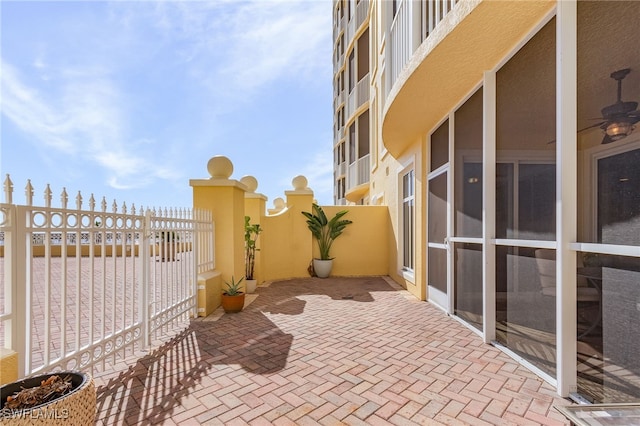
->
{"left": 583, "top": 68, "right": 640, "bottom": 144}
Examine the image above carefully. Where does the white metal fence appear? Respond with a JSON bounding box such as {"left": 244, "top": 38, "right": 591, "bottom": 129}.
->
{"left": 0, "top": 176, "right": 214, "bottom": 378}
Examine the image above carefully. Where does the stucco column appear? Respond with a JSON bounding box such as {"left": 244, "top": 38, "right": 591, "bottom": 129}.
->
{"left": 285, "top": 175, "right": 315, "bottom": 278}
{"left": 241, "top": 175, "right": 267, "bottom": 284}
{"left": 190, "top": 156, "right": 247, "bottom": 290}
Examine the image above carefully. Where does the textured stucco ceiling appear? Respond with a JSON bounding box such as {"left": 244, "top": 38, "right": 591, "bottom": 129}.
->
{"left": 382, "top": 0, "right": 640, "bottom": 157}
{"left": 382, "top": 0, "right": 556, "bottom": 157}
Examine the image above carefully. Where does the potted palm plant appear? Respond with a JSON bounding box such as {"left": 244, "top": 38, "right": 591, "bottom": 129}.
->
{"left": 301, "top": 203, "right": 352, "bottom": 278}
{"left": 244, "top": 216, "right": 262, "bottom": 293}
{"left": 221, "top": 276, "right": 245, "bottom": 313}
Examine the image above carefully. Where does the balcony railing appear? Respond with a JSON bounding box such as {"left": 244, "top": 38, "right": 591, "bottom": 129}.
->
{"left": 346, "top": 73, "right": 370, "bottom": 120}
{"left": 345, "top": 0, "right": 370, "bottom": 48}
{"left": 389, "top": 0, "right": 411, "bottom": 92}
{"left": 334, "top": 89, "right": 345, "bottom": 111}
{"left": 333, "top": 15, "right": 344, "bottom": 41}
{"left": 388, "top": 0, "right": 459, "bottom": 98}
{"left": 334, "top": 51, "right": 345, "bottom": 74}
{"left": 356, "top": 74, "right": 370, "bottom": 109}
{"left": 355, "top": 0, "right": 370, "bottom": 31}
{"left": 347, "top": 154, "right": 371, "bottom": 191}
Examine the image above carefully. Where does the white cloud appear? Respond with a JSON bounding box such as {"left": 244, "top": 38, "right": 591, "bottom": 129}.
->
{"left": 1, "top": 0, "right": 334, "bottom": 205}
{"left": 138, "top": 0, "right": 331, "bottom": 103}
{"left": 1, "top": 60, "right": 177, "bottom": 190}
{"left": 218, "top": 1, "right": 330, "bottom": 91}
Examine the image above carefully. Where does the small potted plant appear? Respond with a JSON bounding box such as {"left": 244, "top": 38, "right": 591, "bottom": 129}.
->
{"left": 221, "top": 276, "right": 245, "bottom": 313}
{"left": 301, "top": 203, "right": 352, "bottom": 278}
{"left": 244, "top": 216, "right": 262, "bottom": 293}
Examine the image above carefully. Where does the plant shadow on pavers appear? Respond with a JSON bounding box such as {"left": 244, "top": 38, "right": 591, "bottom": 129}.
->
{"left": 95, "top": 309, "right": 293, "bottom": 425}
{"left": 94, "top": 276, "right": 397, "bottom": 425}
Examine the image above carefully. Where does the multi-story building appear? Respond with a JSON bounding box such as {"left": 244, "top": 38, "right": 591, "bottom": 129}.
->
{"left": 333, "top": 0, "right": 640, "bottom": 405}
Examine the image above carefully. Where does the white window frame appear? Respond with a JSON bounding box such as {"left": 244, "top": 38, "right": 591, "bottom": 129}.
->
{"left": 398, "top": 158, "right": 416, "bottom": 282}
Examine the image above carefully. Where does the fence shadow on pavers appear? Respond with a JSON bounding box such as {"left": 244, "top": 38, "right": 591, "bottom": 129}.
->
{"left": 95, "top": 310, "right": 294, "bottom": 424}
{"left": 94, "top": 277, "right": 397, "bottom": 424}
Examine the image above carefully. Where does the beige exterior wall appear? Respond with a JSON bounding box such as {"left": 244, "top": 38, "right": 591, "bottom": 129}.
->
{"left": 341, "top": 0, "right": 557, "bottom": 300}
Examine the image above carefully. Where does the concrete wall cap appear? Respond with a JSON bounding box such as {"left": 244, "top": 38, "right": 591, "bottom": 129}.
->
{"left": 245, "top": 192, "right": 268, "bottom": 201}
{"left": 190, "top": 178, "right": 248, "bottom": 190}
{"left": 285, "top": 189, "right": 314, "bottom": 196}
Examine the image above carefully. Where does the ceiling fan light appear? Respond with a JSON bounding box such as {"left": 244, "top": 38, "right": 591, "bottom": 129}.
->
{"left": 605, "top": 121, "right": 634, "bottom": 141}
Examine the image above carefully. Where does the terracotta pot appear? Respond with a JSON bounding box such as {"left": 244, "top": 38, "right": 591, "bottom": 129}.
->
{"left": 221, "top": 293, "right": 245, "bottom": 313}
{"left": 0, "top": 371, "right": 96, "bottom": 425}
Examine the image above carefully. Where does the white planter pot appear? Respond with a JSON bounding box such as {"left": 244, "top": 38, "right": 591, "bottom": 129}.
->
{"left": 245, "top": 279, "right": 257, "bottom": 294}
{"left": 313, "top": 259, "right": 333, "bottom": 278}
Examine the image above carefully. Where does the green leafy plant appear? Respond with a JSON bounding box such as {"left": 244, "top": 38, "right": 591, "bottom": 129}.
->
{"left": 224, "top": 276, "right": 244, "bottom": 296}
{"left": 301, "top": 203, "right": 352, "bottom": 260}
{"left": 244, "top": 216, "right": 262, "bottom": 280}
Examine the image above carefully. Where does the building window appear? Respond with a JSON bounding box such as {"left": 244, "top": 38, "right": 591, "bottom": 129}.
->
{"left": 338, "top": 177, "right": 346, "bottom": 200}
{"left": 402, "top": 169, "right": 415, "bottom": 272}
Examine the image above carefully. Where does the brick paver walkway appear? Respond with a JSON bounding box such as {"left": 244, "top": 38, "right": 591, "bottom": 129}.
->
{"left": 93, "top": 276, "right": 570, "bottom": 425}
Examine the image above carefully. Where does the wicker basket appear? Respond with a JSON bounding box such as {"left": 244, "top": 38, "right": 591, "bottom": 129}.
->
{"left": 0, "top": 371, "right": 96, "bottom": 425}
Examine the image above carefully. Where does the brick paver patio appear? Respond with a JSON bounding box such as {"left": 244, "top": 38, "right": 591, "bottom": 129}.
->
{"left": 92, "top": 276, "right": 571, "bottom": 425}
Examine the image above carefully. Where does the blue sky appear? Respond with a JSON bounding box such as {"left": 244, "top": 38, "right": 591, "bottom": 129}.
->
{"left": 1, "top": 0, "right": 333, "bottom": 211}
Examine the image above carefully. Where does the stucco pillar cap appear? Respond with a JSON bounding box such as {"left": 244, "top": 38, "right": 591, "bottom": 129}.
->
{"left": 240, "top": 175, "right": 258, "bottom": 193}
{"left": 285, "top": 175, "right": 313, "bottom": 196}
{"left": 292, "top": 175, "right": 308, "bottom": 190}
{"left": 207, "top": 156, "right": 233, "bottom": 179}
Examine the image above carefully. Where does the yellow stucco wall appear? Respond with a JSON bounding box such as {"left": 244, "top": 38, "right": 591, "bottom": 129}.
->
{"left": 0, "top": 348, "right": 18, "bottom": 385}
{"left": 261, "top": 190, "right": 314, "bottom": 281}
{"left": 191, "top": 179, "right": 247, "bottom": 291}
{"left": 370, "top": 144, "right": 426, "bottom": 301}
{"left": 318, "top": 205, "right": 389, "bottom": 276}
{"left": 260, "top": 201, "right": 390, "bottom": 281}
{"left": 197, "top": 270, "right": 222, "bottom": 316}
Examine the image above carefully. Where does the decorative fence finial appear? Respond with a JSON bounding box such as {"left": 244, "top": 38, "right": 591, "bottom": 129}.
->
{"left": 61, "top": 188, "right": 69, "bottom": 209}
{"left": 4, "top": 174, "right": 13, "bottom": 204}
{"left": 25, "top": 180, "right": 34, "bottom": 206}
{"left": 44, "top": 184, "right": 52, "bottom": 208}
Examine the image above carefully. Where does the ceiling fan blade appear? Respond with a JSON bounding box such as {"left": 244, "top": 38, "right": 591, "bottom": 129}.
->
{"left": 601, "top": 134, "right": 614, "bottom": 144}
{"left": 547, "top": 122, "right": 606, "bottom": 144}
{"left": 579, "top": 122, "right": 606, "bottom": 131}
